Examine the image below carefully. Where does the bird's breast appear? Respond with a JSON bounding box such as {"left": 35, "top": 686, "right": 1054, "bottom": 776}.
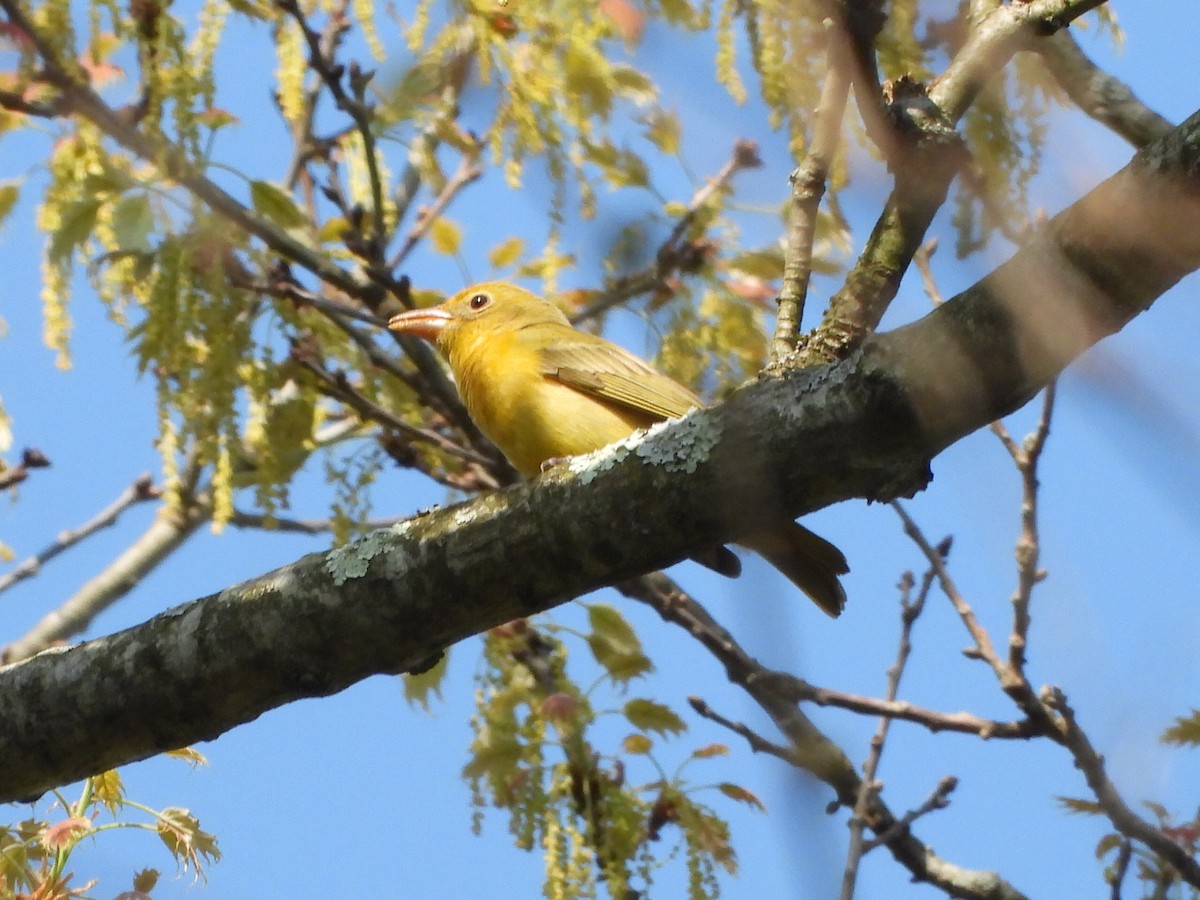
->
{"left": 450, "top": 333, "right": 652, "bottom": 477}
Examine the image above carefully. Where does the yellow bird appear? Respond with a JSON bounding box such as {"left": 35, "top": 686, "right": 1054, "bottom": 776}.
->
{"left": 388, "top": 282, "right": 849, "bottom": 616}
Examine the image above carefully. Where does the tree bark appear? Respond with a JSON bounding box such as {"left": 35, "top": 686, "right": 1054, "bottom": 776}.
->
{"left": 2, "top": 108, "right": 1199, "bottom": 804}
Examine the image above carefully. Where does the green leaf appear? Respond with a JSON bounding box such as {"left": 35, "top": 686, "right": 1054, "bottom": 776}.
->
{"left": 165, "top": 747, "right": 208, "bottom": 767}
{"left": 1058, "top": 796, "right": 1104, "bottom": 816}
{"left": 586, "top": 603, "right": 652, "bottom": 683}
{"left": 155, "top": 807, "right": 221, "bottom": 867}
{"left": 1142, "top": 799, "right": 1170, "bottom": 823}
{"left": 386, "top": 60, "right": 444, "bottom": 122}
{"left": 657, "top": 0, "right": 697, "bottom": 25}
{"left": 1162, "top": 709, "right": 1200, "bottom": 746}
{"left": 404, "top": 651, "right": 449, "bottom": 712}
{"left": 611, "top": 65, "right": 656, "bottom": 105}
{"left": 623, "top": 698, "right": 686, "bottom": 736}
{"left": 488, "top": 236, "right": 524, "bottom": 269}
{"left": 623, "top": 733, "right": 653, "bottom": 754}
{"left": 1094, "top": 832, "right": 1123, "bottom": 860}
{"left": 110, "top": 193, "right": 154, "bottom": 252}
{"left": 317, "top": 216, "right": 351, "bottom": 244}
{"left": 133, "top": 869, "right": 161, "bottom": 893}
{"left": 729, "top": 248, "right": 785, "bottom": 280}
{"left": 0, "top": 181, "right": 19, "bottom": 228}
{"left": 642, "top": 108, "right": 681, "bottom": 155}
{"left": 717, "top": 782, "right": 765, "bottom": 811}
{"left": 584, "top": 140, "right": 649, "bottom": 190}
{"left": 89, "top": 769, "right": 125, "bottom": 814}
{"left": 564, "top": 43, "right": 613, "bottom": 116}
{"left": 250, "top": 180, "right": 308, "bottom": 230}
{"left": 48, "top": 198, "right": 101, "bottom": 262}
{"left": 225, "top": 0, "right": 272, "bottom": 19}
{"left": 197, "top": 107, "right": 239, "bottom": 130}
{"left": 462, "top": 736, "right": 523, "bottom": 780}
{"left": 79, "top": 169, "right": 133, "bottom": 195}
{"left": 430, "top": 217, "right": 462, "bottom": 255}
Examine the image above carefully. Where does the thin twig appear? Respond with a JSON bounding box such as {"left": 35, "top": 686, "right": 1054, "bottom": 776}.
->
{"left": 1, "top": 493, "right": 209, "bottom": 663}
{"left": 1046, "top": 688, "right": 1200, "bottom": 888}
{"left": 0, "top": 473, "right": 158, "bottom": 597}
{"left": 797, "top": 682, "right": 1042, "bottom": 740}
{"left": 388, "top": 150, "right": 484, "bottom": 270}
{"left": 842, "top": 561, "right": 938, "bottom": 899}
{"left": 0, "top": 89, "right": 62, "bottom": 118}
{"left": 891, "top": 501, "right": 1006, "bottom": 676}
{"left": 773, "top": 18, "right": 851, "bottom": 363}
{"left": 290, "top": 352, "right": 496, "bottom": 468}
{"left": 278, "top": 0, "right": 387, "bottom": 250}
{"left": 1008, "top": 383, "right": 1055, "bottom": 673}
{"left": 1036, "top": 30, "right": 1172, "bottom": 150}
{"left": 860, "top": 776, "right": 958, "bottom": 852}
{"left": 569, "top": 139, "right": 762, "bottom": 325}
{"left": 893, "top": 486, "right": 1200, "bottom": 890}
{"left": 0, "top": 448, "right": 51, "bottom": 492}
{"left": 283, "top": 0, "right": 351, "bottom": 190}
{"left": 620, "top": 572, "right": 1030, "bottom": 898}
{"left": 228, "top": 509, "right": 406, "bottom": 534}
{"left": 687, "top": 696, "right": 796, "bottom": 765}
{"left": 1108, "top": 838, "right": 1132, "bottom": 900}
{"left": 806, "top": 0, "right": 1106, "bottom": 364}
{"left": 266, "top": 281, "right": 388, "bottom": 327}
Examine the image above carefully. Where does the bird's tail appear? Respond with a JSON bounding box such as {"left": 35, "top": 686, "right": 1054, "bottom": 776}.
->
{"left": 738, "top": 523, "right": 849, "bottom": 617}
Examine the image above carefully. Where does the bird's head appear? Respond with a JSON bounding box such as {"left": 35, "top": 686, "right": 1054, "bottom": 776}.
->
{"left": 387, "top": 282, "right": 570, "bottom": 353}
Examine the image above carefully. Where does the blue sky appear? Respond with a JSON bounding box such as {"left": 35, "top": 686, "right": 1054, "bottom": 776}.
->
{"left": 2, "top": 3, "right": 1200, "bottom": 898}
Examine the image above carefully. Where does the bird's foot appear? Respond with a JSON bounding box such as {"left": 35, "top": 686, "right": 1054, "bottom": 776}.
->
{"left": 540, "top": 456, "right": 571, "bottom": 472}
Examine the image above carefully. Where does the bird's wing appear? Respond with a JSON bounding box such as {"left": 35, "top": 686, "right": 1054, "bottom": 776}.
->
{"left": 538, "top": 339, "right": 701, "bottom": 421}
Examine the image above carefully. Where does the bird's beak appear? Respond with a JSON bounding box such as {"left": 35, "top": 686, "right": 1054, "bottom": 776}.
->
{"left": 387, "top": 307, "right": 452, "bottom": 342}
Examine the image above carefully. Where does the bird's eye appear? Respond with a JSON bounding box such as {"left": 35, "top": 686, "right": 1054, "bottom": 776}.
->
{"left": 468, "top": 293, "right": 491, "bottom": 311}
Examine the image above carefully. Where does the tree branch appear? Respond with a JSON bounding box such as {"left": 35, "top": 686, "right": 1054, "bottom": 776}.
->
{"left": 1, "top": 106, "right": 1199, "bottom": 812}
{"left": 1, "top": 497, "right": 209, "bottom": 665}
{"left": 1035, "top": 29, "right": 1172, "bottom": 148}
{"left": 0, "top": 473, "right": 158, "bottom": 598}
{"left": 842, "top": 562, "right": 934, "bottom": 899}
{"left": 1047, "top": 687, "right": 1200, "bottom": 886}
{"left": 628, "top": 572, "right": 1025, "bottom": 898}
{"left": 807, "top": 0, "right": 1108, "bottom": 361}
{"left": 773, "top": 19, "right": 851, "bottom": 362}
{"left": 0, "top": 448, "right": 51, "bottom": 492}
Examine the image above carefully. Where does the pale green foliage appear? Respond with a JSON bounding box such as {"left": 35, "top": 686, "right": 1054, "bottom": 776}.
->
{"left": 0, "top": 396, "right": 10, "bottom": 455}
{"left": 11, "top": 0, "right": 1113, "bottom": 539}
{"left": 1063, "top": 795, "right": 1200, "bottom": 899}
{"left": 0, "top": 762, "right": 219, "bottom": 898}
{"left": 408, "top": 0, "right": 703, "bottom": 221}
{"left": 404, "top": 651, "right": 450, "bottom": 711}
{"left": 323, "top": 445, "right": 382, "bottom": 547}
{"left": 657, "top": 288, "right": 767, "bottom": 400}
{"left": 0, "top": 181, "right": 19, "bottom": 228}
{"left": 0, "top": 1, "right": 1131, "bottom": 895}
{"left": 465, "top": 609, "right": 752, "bottom": 899}
{"left": 952, "top": 54, "right": 1054, "bottom": 256}
{"left": 714, "top": 0, "right": 747, "bottom": 104}
{"left": 876, "top": 0, "right": 930, "bottom": 82}
{"left": 275, "top": 14, "right": 308, "bottom": 126}
{"left": 239, "top": 359, "right": 320, "bottom": 517}
{"left": 1163, "top": 709, "right": 1200, "bottom": 747}
{"left": 720, "top": 1, "right": 827, "bottom": 148}
{"left": 134, "top": 230, "right": 255, "bottom": 525}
